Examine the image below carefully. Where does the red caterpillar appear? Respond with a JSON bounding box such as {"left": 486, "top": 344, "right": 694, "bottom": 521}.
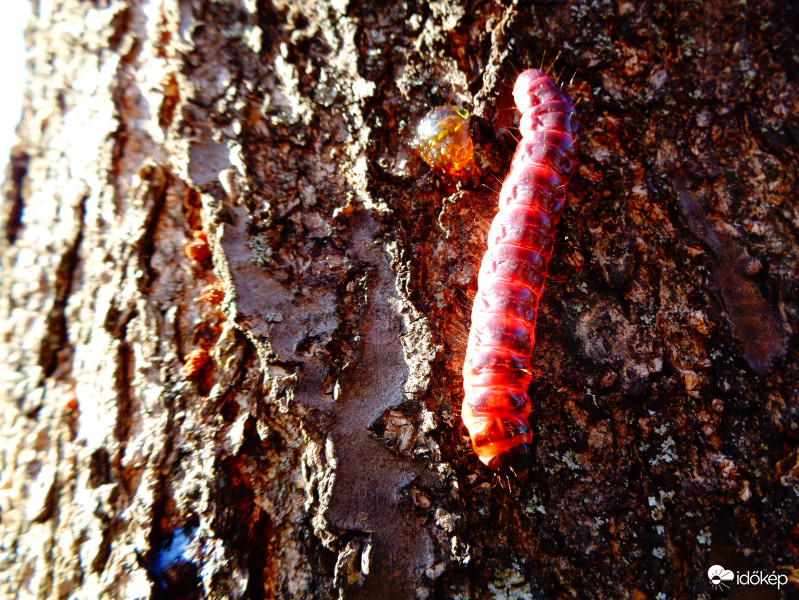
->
{"left": 462, "top": 69, "right": 578, "bottom": 475}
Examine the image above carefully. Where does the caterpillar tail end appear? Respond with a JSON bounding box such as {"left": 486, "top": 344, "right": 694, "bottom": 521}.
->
{"left": 487, "top": 443, "right": 532, "bottom": 480}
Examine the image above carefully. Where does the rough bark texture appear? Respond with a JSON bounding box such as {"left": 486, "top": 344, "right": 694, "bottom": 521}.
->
{"left": 1, "top": 0, "right": 797, "bottom": 599}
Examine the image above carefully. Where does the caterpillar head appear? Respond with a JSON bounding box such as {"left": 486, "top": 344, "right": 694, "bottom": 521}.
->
{"left": 488, "top": 443, "right": 532, "bottom": 480}
{"left": 462, "top": 401, "right": 533, "bottom": 480}
{"left": 409, "top": 106, "right": 476, "bottom": 176}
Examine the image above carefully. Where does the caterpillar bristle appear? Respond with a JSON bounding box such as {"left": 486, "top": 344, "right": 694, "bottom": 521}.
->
{"left": 568, "top": 69, "right": 578, "bottom": 86}
{"left": 544, "top": 51, "right": 562, "bottom": 75}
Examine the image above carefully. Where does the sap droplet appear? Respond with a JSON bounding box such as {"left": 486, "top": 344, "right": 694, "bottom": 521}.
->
{"left": 409, "top": 106, "right": 475, "bottom": 176}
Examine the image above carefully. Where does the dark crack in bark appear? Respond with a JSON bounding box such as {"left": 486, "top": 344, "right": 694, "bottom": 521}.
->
{"left": 38, "top": 192, "right": 87, "bottom": 380}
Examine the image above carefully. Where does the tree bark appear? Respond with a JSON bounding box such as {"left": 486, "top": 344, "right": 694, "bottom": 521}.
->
{"left": 1, "top": 0, "right": 797, "bottom": 599}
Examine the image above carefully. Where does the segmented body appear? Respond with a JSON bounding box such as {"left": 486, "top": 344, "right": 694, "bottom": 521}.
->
{"left": 461, "top": 69, "right": 578, "bottom": 474}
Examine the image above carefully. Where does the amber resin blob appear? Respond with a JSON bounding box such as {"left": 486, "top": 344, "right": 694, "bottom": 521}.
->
{"left": 410, "top": 106, "right": 476, "bottom": 176}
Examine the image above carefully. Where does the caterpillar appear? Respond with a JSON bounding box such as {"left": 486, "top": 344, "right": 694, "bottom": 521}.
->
{"left": 461, "top": 69, "right": 578, "bottom": 476}
{"left": 410, "top": 106, "right": 476, "bottom": 176}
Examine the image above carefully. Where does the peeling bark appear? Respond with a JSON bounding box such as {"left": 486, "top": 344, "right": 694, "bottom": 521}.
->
{"left": 1, "top": 0, "right": 797, "bottom": 599}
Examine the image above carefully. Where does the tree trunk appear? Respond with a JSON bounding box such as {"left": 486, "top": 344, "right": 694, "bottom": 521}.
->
{"left": 1, "top": 0, "right": 797, "bottom": 598}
